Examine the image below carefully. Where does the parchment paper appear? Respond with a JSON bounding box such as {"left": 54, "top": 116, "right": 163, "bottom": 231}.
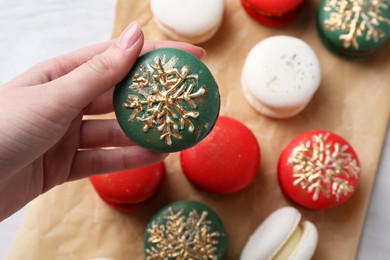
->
{"left": 8, "top": 0, "right": 390, "bottom": 259}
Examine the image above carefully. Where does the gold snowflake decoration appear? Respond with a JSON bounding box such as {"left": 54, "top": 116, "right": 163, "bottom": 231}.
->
{"left": 288, "top": 133, "right": 360, "bottom": 202}
{"left": 123, "top": 55, "right": 206, "bottom": 145}
{"left": 324, "top": 0, "right": 390, "bottom": 49}
{"left": 146, "top": 208, "right": 221, "bottom": 259}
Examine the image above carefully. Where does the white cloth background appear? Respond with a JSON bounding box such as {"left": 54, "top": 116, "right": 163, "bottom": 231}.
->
{"left": 0, "top": 0, "right": 389, "bottom": 259}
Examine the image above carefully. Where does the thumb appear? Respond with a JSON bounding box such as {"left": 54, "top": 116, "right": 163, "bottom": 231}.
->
{"left": 48, "top": 21, "right": 144, "bottom": 111}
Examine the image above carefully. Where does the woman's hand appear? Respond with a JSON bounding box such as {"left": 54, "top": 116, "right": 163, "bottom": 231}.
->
{"left": 0, "top": 21, "right": 205, "bottom": 220}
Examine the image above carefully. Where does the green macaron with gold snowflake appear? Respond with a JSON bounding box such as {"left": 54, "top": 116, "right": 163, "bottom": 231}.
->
{"left": 114, "top": 48, "right": 220, "bottom": 152}
{"left": 144, "top": 201, "right": 227, "bottom": 259}
{"left": 317, "top": 0, "right": 390, "bottom": 58}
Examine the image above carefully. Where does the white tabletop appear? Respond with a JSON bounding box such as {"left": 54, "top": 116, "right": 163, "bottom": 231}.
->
{"left": 0, "top": 0, "right": 389, "bottom": 259}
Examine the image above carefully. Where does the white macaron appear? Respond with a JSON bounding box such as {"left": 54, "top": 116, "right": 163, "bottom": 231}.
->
{"left": 150, "top": 0, "right": 224, "bottom": 44}
{"left": 240, "top": 206, "right": 318, "bottom": 260}
{"left": 241, "top": 36, "right": 321, "bottom": 119}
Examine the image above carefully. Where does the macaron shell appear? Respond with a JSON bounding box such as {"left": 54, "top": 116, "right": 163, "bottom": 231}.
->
{"left": 317, "top": 0, "right": 390, "bottom": 56}
{"left": 241, "top": 36, "right": 321, "bottom": 119}
{"left": 114, "top": 48, "right": 220, "bottom": 152}
{"left": 316, "top": 19, "right": 371, "bottom": 59}
{"left": 89, "top": 162, "right": 166, "bottom": 211}
{"left": 180, "top": 116, "right": 260, "bottom": 194}
{"left": 278, "top": 130, "right": 361, "bottom": 210}
{"left": 89, "top": 162, "right": 165, "bottom": 204}
{"left": 241, "top": 82, "right": 304, "bottom": 119}
{"left": 153, "top": 17, "right": 222, "bottom": 44}
{"left": 150, "top": 0, "right": 224, "bottom": 42}
{"left": 241, "top": 0, "right": 304, "bottom": 27}
{"left": 240, "top": 207, "right": 301, "bottom": 260}
{"left": 98, "top": 193, "right": 161, "bottom": 212}
{"left": 144, "top": 201, "right": 227, "bottom": 259}
{"left": 289, "top": 221, "right": 318, "bottom": 260}
{"left": 244, "top": 0, "right": 304, "bottom": 14}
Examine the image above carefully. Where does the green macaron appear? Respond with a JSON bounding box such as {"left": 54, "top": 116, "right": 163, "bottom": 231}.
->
{"left": 144, "top": 200, "right": 227, "bottom": 259}
{"left": 317, "top": 0, "right": 390, "bottom": 58}
{"left": 114, "top": 48, "right": 220, "bottom": 152}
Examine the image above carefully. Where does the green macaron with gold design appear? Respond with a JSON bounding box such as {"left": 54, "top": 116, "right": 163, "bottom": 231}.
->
{"left": 114, "top": 48, "right": 220, "bottom": 152}
{"left": 144, "top": 200, "right": 227, "bottom": 259}
{"left": 317, "top": 0, "right": 390, "bottom": 58}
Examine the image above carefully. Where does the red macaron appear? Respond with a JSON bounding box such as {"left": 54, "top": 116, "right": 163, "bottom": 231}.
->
{"left": 240, "top": 0, "right": 305, "bottom": 27}
{"left": 180, "top": 116, "right": 260, "bottom": 194}
{"left": 89, "top": 162, "right": 165, "bottom": 211}
{"left": 278, "top": 130, "right": 361, "bottom": 210}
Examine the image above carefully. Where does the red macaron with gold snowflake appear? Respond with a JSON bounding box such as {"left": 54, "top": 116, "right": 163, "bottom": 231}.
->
{"left": 89, "top": 162, "right": 165, "bottom": 211}
{"left": 278, "top": 130, "right": 361, "bottom": 210}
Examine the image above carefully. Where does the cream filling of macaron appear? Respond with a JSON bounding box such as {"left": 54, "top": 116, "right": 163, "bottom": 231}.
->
{"left": 240, "top": 207, "right": 318, "bottom": 260}
{"left": 241, "top": 81, "right": 306, "bottom": 119}
{"left": 273, "top": 224, "right": 303, "bottom": 259}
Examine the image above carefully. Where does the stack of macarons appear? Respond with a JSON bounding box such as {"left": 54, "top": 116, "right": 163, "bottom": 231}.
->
{"left": 150, "top": 0, "right": 390, "bottom": 58}
{"left": 96, "top": 1, "right": 370, "bottom": 256}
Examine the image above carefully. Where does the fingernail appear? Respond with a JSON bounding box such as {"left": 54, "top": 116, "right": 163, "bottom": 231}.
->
{"left": 199, "top": 48, "right": 207, "bottom": 59}
{"left": 117, "top": 21, "right": 142, "bottom": 49}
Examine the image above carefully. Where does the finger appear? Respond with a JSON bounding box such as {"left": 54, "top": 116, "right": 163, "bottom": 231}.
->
{"left": 5, "top": 41, "right": 113, "bottom": 87}
{"left": 84, "top": 88, "right": 114, "bottom": 115}
{"left": 84, "top": 40, "right": 206, "bottom": 115}
{"left": 47, "top": 21, "right": 144, "bottom": 113}
{"left": 68, "top": 146, "right": 168, "bottom": 181}
{"left": 142, "top": 40, "right": 206, "bottom": 59}
{"left": 79, "top": 119, "right": 134, "bottom": 148}
{"left": 5, "top": 33, "right": 205, "bottom": 89}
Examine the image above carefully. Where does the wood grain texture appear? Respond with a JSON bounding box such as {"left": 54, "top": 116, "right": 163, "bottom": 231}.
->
{"left": 8, "top": 0, "right": 390, "bottom": 259}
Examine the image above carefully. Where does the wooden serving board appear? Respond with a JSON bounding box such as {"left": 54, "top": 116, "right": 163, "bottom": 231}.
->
{"left": 8, "top": 0, "right": 390, "bottom": 259}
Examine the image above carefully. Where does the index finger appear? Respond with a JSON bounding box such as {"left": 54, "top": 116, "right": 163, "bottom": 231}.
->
{"left": 85, "top": 41, "right": 206, "bottom": 115}
{"left": 142, "top": 40, "right": 206, "bottom": 59}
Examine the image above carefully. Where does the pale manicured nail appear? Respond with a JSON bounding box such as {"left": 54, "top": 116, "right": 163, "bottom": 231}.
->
{"left": 200, "top": 48, "right": 207, "bottom": 58}
{"left": 117, "top": 21, "right": 142, "bottom": 49}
